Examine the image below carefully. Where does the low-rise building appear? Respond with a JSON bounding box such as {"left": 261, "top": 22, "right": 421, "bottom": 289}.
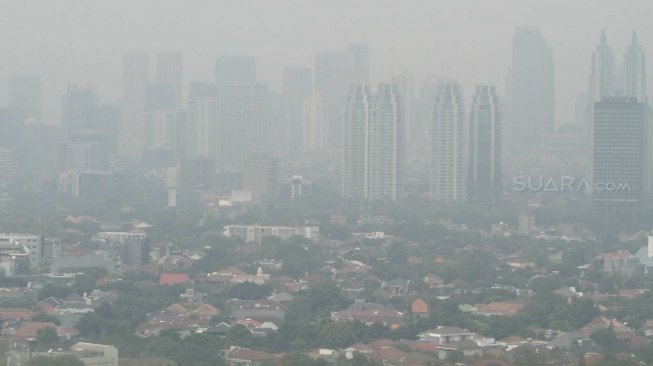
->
{"left": 223, "top": 225, "right": 319, "bottom": 243}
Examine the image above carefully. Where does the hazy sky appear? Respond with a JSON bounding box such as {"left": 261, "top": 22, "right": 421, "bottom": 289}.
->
{"left": 0, "top": 0, "right": 651, "bottom": 125}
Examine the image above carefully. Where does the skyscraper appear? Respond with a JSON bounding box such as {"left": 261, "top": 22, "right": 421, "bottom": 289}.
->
{"left": 347, "top": 43, "right": 370, "bottom": 84}
{"left": 218, "top": 84, "right": 268, "bottom": 169}
{"left": 187, "top": 82, "right": 219, "bottom": 162}
{"left": 430, "top": 80, "right": 466, "bottom": 204}
{"left": 156, "top": 51, "right": 183, "bottom": 109}
{"left": 623, "top": 32, "right": 647, "bottom": 103}
{"left": 215, "top": 55, "right": 256, "bottom": 85}
{"left": 283, "top": 67, "right": 312, "bottom": 160}
{"left": 315, "top": 51, "right": 349, "bottom": 150}
{"left": 367, "top": 83, "right": 405, "bottom": 200}
{"left": 468, "top": 84, "right": 502, "bottom": 201}
{"left": 8, "top": 75, "right": 41, "bottom": 122}
{"left": 391, "top": 70, "right": 415, "bottom": 159}
{"left": 302, "top": 94, "right": 327, "bottom": 152}
{"left": 341, "top": 83, "right": 405, "bottom": 200}
{"left": 509, "top": 27, "right": 554, "bottom": 156}
{"left": 242, "top": 151, "right": 278, "bottom": 205}
{"left": 341, "top": 84, "right": 370, "bottom": 199}
{"left": 592, "top": 97, "right": 647, "bottom": 217}
{"left": 590, "top": 30, "right": 615, "bottom": 103}
{"left": 62, "top": 84, "right": 97, "bottom": 136}
{"left": 120, "top": 52, "right": 149, "bottom": 159}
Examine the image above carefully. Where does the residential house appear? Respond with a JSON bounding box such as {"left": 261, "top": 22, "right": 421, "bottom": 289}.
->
{"left": 224, "top": 347, "right": 278, "bottom": 366}
{"left": 332, "top": 300, "right": 404, "bottom": 329}
{"left": 418, "top": 326, "right": 477, "bottom": 344}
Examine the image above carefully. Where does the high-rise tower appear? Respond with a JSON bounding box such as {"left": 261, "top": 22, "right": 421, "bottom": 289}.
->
{"left": 468, "top": 84, "right": 502, "bottom": 201}
{"left": 430, "top": 80, "right": 466, "bottom": 204}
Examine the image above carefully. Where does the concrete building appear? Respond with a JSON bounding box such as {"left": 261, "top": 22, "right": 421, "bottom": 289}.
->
{"left": 155, "top": 51, "right": 183, "bottom": 109}
{"left": 242, "top": 152, "right": 278, "bottom": 205}
{"left": 468, "top": 84, "right": 502, "bottom": 201}
{"left": 509, "top": 27, "right": 554, "bottom": 157}
{"left": 341, "top": 83, "right": 405, "bottom": 201}
{"left": 0, "top": 234, "right": 44, "bottom": 269}
{"left": 8, "top": 75, "right": 41, "bottom": 122}
{"left": 215, "top": 55, "right": 256, "bottom": 86}
{"left": 187, "top": 82, "right": 219, "bottom": 162}
{"left": 70, "top": 342, "right": 119, "bottom": 366}
{"left": 279, "top": 175, "right": 312, "bottom": 201}
{"left": 120, "top": 52, "right": 149, "bottom": 159}
{"left": 218, "top": 84, "right": 268, "bottom": 169}
{"left": 623, "top": 32, "right": 647, "bottom": 103}
{"left": 430, "top": 80, "right": 467, "bottom": 204}
{"left": 592, "top": 97, "right": 647, "bottom": 217}
{"left": 223, "top": 225, "right": 319, "bottom": 243}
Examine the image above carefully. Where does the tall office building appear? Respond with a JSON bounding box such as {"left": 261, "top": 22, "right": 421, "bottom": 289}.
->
{"left": 592, "top": 97, "right": 647, "bottom": 217}
{"left": 509, "top": 27, "right": 554, "bottom": 156}
{"left": 0, "top": 148, "right": 17, "bottom": 185}
{"left": 215, "top": 55, "right": 256, "bottom": 85}
{"left": 120, "top": 52, "right": 149, "bottom": 159}
{"left": 391, "top": 70, "right": 416, "bottom": 158}
{"left": 315, "top": 44, "right": 371, "bottom": 152}
{"left": 0, "top": 108, "right": 25, "bottom": 150}
{"left": 8, "top": 75, "right": 41, "bottom": 122}
{"left": 187, "top": 82, "right": 219, "bottom": 161}
{"left": 302, "top": 94, "right": 327, "bottom": 152}
{"left": 156, "top": 51, "right": 183, "bottom": 108}
{"left": 283, "top": 67, "right": 312, "bottom": 160}
{"left": 590, "top": 30, "right": 616, "bottom": 103}
{"left": 623, "top": 32, "right": 647, "bottom": 103}
{"left": 341, "top": 84, "right": 371, "bottom": 199}
{"left": 430, "top": 80, "right": 466, "bottom": 204}
{"left": 218, "top": 84, "right": 268, "bottom": 169}
{"left": 315, "top": 51, "right": 350, "bottom": 150}
{"left": 347, "top": 43, "right": 370, "bottom": 84}
{"left": 341, "top": 83, "right": 405, "bottom": 200}
{"left": 468, "top": 84, "right": 502, "bottom": 201}
{"left": 242, "top": 151, "right": 278, "bottom": 205}
{"left": 62, "top": 84, "right": 97, "bottom": 136}
{"left": 367, "top": 83, "right": 405, "bottom": 200}
{"left": 145, "top": 110, "right": 184, "bottom": 153}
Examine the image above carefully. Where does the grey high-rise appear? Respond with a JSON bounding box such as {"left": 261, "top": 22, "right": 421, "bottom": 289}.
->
{"left": 341, "top": 83, "right": 405, "bottom": 201}
{"left": 120, "top": 52, "right": 149, "bottom": 159}
{"left": 468, "top": 84, "right": 502, "bottom": 201}
{"left": 156, "top": 51, "right": 183, "bottom": 109}
{"left": 215, "top": 55, "right": 256, "bottom": 85}
{"left": 509, "top": 27, "right": 554, "bottom": 156}
{"left": 8, "top": 75, "right": 41, "bottom": 122}
{"left": 623, "top": 32, "right": 647, "bottom": 103}
{"left": 430, "top": 80, "right": 466, "bottom": 204}
{"left": 592, "top": 97, "right": 648, "bottom": 217}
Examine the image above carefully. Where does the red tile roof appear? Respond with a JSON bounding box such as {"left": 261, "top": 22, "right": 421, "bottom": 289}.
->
{"left": 159, "top": 273, "right": 190, "bottom": 286}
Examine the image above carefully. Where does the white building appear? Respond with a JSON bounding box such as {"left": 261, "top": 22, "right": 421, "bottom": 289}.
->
{"left": 70, "top": 342, "right": 118, "bottom": 366}
{"left": 341, "top": 83, "right": 405, "bottom": 200}
{"left": 468, "top": 84, "right": 502, "bottom": 201}
{"left": 187, "top": 82, "right": 219, "bottom": 161}
{"left": 0, "top": 234, "right": 44, "bottom": 269}
{"left": 223, "top": 225, "right": 319, "bottom": 243}
{"left": 430, "top": 80, "right": 467, "bottom": 203}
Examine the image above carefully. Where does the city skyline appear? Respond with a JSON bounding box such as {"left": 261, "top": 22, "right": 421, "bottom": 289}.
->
{"left": 1, "top": 1, "right": 653, "bottom": 127}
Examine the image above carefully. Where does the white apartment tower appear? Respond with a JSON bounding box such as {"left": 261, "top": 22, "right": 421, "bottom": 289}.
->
{"left": 341, "top": 83, "right": 405, "bottom": 200}
{"left": 430, "top": 80, "right": 467, "bottom": 204}
{"left": 468, "top": 84, "right": 502, "bottom": 201}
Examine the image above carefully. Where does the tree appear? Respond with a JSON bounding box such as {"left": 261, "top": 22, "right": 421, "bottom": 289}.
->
{"left": 316, "top": 322, "right": 354, "bottom": 349}
{"left": 223, "top": 282, "right": 272, "bottom": 300}
{"left": 591, "top": 328, "right": 622, "bottom": 354}
{"left": 35, "top": 327, "right": 59, "bottom": 351}
{"left": 38, "top": 284, "right": 72, "bottom": 301}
